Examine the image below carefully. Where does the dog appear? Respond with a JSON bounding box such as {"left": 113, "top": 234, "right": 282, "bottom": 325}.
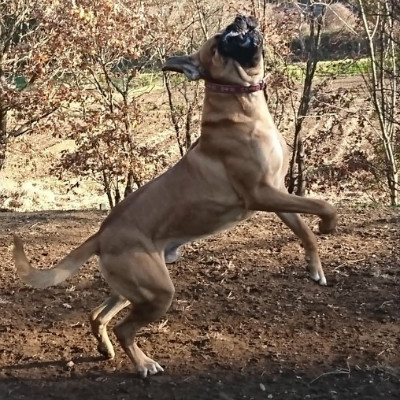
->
{"left": 13, "top": 15, "right": 337, "bottom": 378}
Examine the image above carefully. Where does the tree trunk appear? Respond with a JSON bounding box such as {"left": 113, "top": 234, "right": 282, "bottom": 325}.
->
{"left": 0, "top": 105, "right": 7, "bottom": 172}
{"left": 288, "top": 2, "right": 323, "bottom": 196}
{"left": 163, "top": 74, "right": 184, "bottom": 157}
{"left": 114, "top": 188, "right": 121, "bottom": 205}
{"left": 105, "top": 189, "right": 114, "bottom": 209}
{"left": 386, "top": 168, "right": 398, "bottom": 206}
{"left": 384, "top": 145, "right": 399, "bottom": 206}
{"left": 124, "top": 170, "right": 133, "bottom": 198}
{"left": 295, "top": 137, "right": 307, "bottom": 196}
{"left": 102, "top": 170, "right": 114, "bottom": 209}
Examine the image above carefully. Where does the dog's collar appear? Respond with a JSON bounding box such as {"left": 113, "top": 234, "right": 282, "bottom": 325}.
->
{"left": 205, "top": 77, "right": 267, "bottom": 94}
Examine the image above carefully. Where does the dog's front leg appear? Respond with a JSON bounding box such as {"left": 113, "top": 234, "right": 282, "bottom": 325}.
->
{"left": 247, "top": 185, "right": 337, "bottom": 234}
{"left": 276, "top": 212, "right": 327, "bottom": 285}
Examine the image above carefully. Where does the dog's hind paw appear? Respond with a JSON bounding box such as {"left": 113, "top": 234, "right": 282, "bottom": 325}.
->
{"left": 309, "top": 271, "right": 320, "bottom": 282}
{"left": 318, "top": 276, "right": 327, "bottom": 286}
{"left": 309, "top": 271, "right": 327, "bottom": 286}
{"left": 138, "top": 359, "right": 164, "bottom": 378}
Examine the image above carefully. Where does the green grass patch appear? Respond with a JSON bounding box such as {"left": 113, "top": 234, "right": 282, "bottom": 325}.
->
{"left": 12, "top": 57, "right": 372, "bottom": 96}
{"left": 316, "top": 58, "right": 371, "bottom": 76}
{"left": 287, "top": 58, "right": 371, "bottom": 80}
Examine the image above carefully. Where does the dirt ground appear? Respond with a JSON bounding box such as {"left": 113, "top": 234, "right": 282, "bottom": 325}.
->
{"left": 0, "top": 206, "right": 399, "bottom": 399}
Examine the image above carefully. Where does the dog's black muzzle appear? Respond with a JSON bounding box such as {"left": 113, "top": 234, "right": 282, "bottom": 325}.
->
{"left": 218, "top": 15, "right": 263, "bottom": 67}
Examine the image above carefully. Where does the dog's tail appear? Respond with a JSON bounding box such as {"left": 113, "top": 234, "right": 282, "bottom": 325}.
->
{"left": 12, "top": 234, "right": 99, "bottom": 289}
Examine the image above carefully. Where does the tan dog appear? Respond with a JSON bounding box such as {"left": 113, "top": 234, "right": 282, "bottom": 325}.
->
{"left": 13, "top": 16, "right": 337, "bottom": 378}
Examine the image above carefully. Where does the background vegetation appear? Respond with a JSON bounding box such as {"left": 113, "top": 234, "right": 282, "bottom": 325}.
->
{"left": 0, "top": 0, "right": 398, "bottom": 209}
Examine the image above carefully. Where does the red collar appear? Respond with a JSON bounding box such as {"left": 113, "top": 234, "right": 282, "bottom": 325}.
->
{"left": 205, "top": 77, "right": 267, "bottom": 94}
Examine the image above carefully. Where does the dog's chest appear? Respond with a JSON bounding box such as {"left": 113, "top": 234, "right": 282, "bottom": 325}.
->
{"left": 250, "top": 123, "right": 286, "bottom": 173}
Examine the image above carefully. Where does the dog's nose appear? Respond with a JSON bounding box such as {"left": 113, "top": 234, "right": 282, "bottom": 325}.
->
{"left": 234, "top": 15, "right": 248, "bottom": 30}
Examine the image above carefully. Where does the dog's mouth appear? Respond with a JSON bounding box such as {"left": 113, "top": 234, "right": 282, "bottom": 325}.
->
{"left": 218, "top": 15, "right": 262, "bottom": 67}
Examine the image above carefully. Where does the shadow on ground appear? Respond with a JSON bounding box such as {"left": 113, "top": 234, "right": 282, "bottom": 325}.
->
{"left": 1, "top": 361, "right": 399, "bottom": 400}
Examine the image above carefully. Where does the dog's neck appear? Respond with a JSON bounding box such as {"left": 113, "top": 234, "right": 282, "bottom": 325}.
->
{"left": 201, "top": 80, "right": 272, "bottom": 132}
{"left": 204, "top": 77, "right": 267, "bottom": 94}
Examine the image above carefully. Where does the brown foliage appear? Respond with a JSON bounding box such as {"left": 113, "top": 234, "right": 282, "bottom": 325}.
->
{"left": 1, "top": 0, "right": 398, "bottom": 208}
{"left": 0, "top": 0, "right": 73, "bottom": 170}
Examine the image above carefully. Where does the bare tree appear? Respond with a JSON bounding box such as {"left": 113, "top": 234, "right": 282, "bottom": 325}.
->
{"left": 52, "top": 0, "right": 162, "bottom": 209}
{"left": 288, "top": 1, "right": 327, "bottom": 196}
{"left": 152, "top": 0, "right": 224, "bottom": 157}
{"left": 357, "top": 0, "right": 399, "bottom": 205}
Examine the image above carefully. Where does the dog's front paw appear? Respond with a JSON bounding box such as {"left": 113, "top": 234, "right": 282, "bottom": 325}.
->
{"left": 319, "top": 213, "right": 337, "bottom": 234}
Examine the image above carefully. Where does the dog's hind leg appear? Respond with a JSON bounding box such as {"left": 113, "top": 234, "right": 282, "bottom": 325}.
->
{"left": 102, "top": 252, "right": 175, "bottom": 377}
{"left": 276, "top": 212, "right": 327, "bottom": 285}
{"left": 90, "top": 295, "right": 130, "bottom": 359}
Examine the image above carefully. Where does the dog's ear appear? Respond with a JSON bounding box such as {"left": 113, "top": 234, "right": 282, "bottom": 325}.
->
{"left": 162, "top": 55, "right": 204, "bottom": 81}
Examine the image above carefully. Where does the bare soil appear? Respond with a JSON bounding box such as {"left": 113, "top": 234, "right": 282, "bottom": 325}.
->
{"left": 1, "top": 206, "right": 399, "bottom": 399}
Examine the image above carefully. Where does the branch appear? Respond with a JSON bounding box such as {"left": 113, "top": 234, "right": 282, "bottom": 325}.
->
{"left": 191, "top": 0, "right": 209, "bottom": 41}
{"left": 1, "top": 6, "right": 33, "bottom": 55}
{"left": 10, "top": 107, "right": 57, "bottom": 138}
{"left": 163, "top": 72, "right": 184, "bottom": 157}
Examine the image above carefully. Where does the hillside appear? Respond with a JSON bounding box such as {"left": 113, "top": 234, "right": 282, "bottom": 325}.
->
{"left": 0, "top": 76, "right": 382, "bottom": 211}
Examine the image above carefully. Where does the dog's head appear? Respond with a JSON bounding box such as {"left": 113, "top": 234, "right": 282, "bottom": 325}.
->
{"left": 163, "top": 15, "right": 263, "bottom": 86}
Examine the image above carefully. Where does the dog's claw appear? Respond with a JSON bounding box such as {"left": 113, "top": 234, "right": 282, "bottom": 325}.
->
{"left": 139, "top": 361, "right": 164, "bottom": 378}
{"left": 150, "top": 362, "right": 164, "bottom": 375}
{"left": 318, "top": 276, "right": 327, "bottom": 286}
